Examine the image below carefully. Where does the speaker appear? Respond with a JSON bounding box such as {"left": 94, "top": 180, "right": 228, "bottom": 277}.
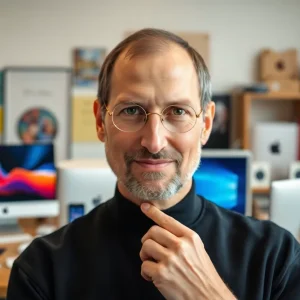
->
{"left": 251, "top": 161, "right": 271, "bottom": 189}
{"left": 289, "top": 161, "right": 300, "bottom": 179}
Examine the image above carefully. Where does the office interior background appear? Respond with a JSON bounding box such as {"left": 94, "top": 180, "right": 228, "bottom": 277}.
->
{"left": 0, "top": 0, "right": 300, "bottom": 296}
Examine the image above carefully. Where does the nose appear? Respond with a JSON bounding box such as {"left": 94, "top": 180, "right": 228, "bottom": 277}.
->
{"left": 140, "top": 113, "right": 168, "bottom": 154}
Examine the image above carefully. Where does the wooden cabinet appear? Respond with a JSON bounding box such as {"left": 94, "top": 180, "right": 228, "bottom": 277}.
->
{"left": 235, "top": 92, "right": 300, "bottom": 195}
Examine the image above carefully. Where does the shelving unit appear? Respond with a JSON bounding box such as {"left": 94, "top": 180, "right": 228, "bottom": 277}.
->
{"left": 237, "top": 92, "right": 300, "bottom": 150}
{"left": 235, "top": 91, "right": 300, "bottom": 196}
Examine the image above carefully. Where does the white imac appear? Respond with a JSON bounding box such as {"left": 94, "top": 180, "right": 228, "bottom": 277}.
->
{"left": 270, "top": 179, "right": 300, "bottom": 241}
{"left": 193, "top": 149, "right": 252, "bottom": 216}
{"left": 0, "top": 144, "right": 59, "bottom": 233}
{"left": 57, "top": 159, "right": 117, "bottom": 226}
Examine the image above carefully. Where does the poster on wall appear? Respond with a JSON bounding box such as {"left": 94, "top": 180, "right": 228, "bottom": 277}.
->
{"left": 2, "top": 67, "right": 72, "bottom": 162}
{"left": 203, "top": 94, "right": 231, "bottom": 149}
{"left": 72, "top": 89, "right": 98, "bottom": 143}
{"left": 73, "top": 48, "right": 106, "bottom": 88}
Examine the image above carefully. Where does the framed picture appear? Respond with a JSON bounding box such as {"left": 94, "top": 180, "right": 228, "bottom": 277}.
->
{"left": 203, "top": 94, "right": 231, "bottom": 149}
{"left": 73, "top": 47, "right": 106, "bottom": 88}
{"left": 2, "top": 67, "right": 72, "bottom": 162}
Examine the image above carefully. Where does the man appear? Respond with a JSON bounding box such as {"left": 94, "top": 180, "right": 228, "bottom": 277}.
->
{"left": 7, "top": 29, "right": 300, "bottom": 300}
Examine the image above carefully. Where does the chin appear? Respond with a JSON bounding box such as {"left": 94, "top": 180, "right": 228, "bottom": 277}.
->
{"left": 123, "top": 173, "right": 183, "bottom": 201}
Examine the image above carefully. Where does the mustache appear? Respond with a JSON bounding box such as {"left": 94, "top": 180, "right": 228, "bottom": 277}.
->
{"left": 124, "top": 148, "right": 183, "bottom": 166}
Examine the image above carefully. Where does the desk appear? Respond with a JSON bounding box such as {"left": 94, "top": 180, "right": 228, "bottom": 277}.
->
{"left": 0, "top": 218, "right": 57, "bottom": 299}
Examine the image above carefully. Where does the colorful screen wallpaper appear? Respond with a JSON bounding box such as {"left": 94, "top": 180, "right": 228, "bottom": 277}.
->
{"left": 0, "top": 144, "right": 56, "bottom": 202}
{"left": 193, "top": 157, "right": 247, "bottom": 214}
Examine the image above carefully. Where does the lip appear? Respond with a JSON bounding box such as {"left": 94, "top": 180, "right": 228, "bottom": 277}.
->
{"left": 135, "top": 159, "right": 173, "bottom": 164}
{"left": 134, "top": 159, "right": 173, "bottom": 170}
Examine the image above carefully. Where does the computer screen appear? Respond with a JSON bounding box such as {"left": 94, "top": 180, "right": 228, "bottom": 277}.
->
{"left": 193, "top": 150, "right": 251, "bottom": 215}
{"left": 0, "top": 144, "right": 58, "bottom": 219}
{"left": 270, "top": 179, "right": 300, "bottom": 241}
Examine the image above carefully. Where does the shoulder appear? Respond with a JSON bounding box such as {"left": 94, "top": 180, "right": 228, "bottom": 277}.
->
{"left": 202, "top": 196, "right": 297, "bottom": 245}
{"left": 13, "top": 199, "right": 115, "bottom": 282}
{"left": 202, "top": 197, "right": 300, "bottom": 283}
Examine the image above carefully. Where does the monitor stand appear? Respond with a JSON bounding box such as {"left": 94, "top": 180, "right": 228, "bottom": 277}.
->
{"left": 0, "top": 218, "right": 23, "bottom": 234}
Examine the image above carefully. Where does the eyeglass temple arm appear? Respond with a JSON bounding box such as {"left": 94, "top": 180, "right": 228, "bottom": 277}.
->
{"left": 196, "top": 108, "right": 203, "bottom": 118}
{"left": 104, "top": 103, "right": 113, "bottom": 116}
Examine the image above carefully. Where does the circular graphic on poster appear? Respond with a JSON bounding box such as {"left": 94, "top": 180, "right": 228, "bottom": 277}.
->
{"left": 17, "top": 107, "right": 58, "bottom": 143}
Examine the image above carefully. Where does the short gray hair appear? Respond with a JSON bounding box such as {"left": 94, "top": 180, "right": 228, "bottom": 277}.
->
{"left": 97, "top": 28, "right": 212, "bottom": 114}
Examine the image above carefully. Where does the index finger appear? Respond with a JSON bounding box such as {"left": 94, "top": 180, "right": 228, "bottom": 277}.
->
{"left": 140, "top": 203, "right": 190, "bottom": 237}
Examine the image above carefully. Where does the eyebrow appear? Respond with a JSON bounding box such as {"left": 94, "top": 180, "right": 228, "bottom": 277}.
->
{"left": 115, "top": 94, "right": 195, "bottom": 108}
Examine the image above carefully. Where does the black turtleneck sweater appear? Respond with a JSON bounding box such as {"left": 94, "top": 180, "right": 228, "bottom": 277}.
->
{"left": 7, "top": 183, "right": 300, "bottom": 300}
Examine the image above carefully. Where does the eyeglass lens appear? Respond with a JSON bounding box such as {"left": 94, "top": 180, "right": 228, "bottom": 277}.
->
{"left": 111, "top": 103, "right": 198, "bottom": 133}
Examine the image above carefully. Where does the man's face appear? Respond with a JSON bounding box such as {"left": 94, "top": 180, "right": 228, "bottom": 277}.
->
{"left": 94, "top": 45, "right": 214, "bottom": 202}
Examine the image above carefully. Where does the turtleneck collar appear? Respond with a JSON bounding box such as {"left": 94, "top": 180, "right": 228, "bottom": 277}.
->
{"left": 109, "top": 179, "right": 204, "bottom": 237}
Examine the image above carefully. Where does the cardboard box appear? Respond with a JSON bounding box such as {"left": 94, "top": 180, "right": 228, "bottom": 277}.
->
{"left": 260, "top": 49, "right": 298, "bottom": 80}
{"left": 264, "top": 79, "right": 300, "bottom": 93}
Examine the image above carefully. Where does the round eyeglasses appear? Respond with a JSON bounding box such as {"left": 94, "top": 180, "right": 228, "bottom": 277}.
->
{"left": 105, "top": 102, "right": 202, "bottom": 133}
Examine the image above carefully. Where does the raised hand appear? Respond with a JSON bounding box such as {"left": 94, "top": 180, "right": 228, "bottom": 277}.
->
{"left": 140, "top": 203, "right": 236, "bottom": 300}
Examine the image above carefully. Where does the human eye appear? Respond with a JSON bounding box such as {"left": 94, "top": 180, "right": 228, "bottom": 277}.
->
{"left": 122, "top": 106, "right": 140, "bottom": 115}
{"left": 171, "top": 107, "right": 186, "bottom": 116}
{"left": 117, "top": 105, "right": 144, "bottom": 116}
{"left": 164, "top": 106, "right": 191, "bottom": 117}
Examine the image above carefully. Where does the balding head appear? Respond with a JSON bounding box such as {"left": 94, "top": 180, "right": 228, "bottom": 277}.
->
{"left": 97, "top": 28, "right": 211, "bottom": 115}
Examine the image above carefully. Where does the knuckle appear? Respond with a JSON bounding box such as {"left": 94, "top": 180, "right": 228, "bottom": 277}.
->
{"left": 141, "top": 261, "right": 146, "bottom": 270}
{"left": 189, "top": 231, "right": 200, "bottom": 244}
{"left": 160, "top": 216, "right": 171, "bottom": 228}
{"left": 156, "top": 264, "right": 167, "bottom": 279}
{"left": 139, "top": 248, "right": 146, "bottom": 259}
{"left": 150, "top": 225, "right": 160, "bottom": 234}
{"left": 143, "top": 239, "right": 152, "bottom": 248}
{"left": 166, "top": 253, "right": 177, "bottom": 266}
{"left": 173, "top": 239, "right": 184, "bottom": 253}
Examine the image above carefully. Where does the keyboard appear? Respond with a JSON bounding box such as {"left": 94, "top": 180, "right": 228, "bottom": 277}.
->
{"left": 0, "top": 233, "right": 33, "bottom": 244}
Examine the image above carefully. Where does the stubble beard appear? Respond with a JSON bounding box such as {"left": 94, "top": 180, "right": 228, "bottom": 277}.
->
{"left": 120, "top": 145, "right": 202, "bottom": 202}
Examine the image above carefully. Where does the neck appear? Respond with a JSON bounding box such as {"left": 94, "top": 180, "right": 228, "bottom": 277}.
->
{"left": 117, "top": 179, "right": 193, "bottom": 210}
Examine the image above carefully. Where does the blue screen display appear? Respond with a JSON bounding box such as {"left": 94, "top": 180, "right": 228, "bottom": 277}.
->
{"left": 193, "top": 157, "right": 247, "bottom": 214}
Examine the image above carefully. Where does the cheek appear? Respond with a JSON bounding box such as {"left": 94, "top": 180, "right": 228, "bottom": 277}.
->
{"left": 177, "top": 133, "right": 202, "bottom": 169}
{"left": 104, "top": 128, "right": 138, "bottom": 173}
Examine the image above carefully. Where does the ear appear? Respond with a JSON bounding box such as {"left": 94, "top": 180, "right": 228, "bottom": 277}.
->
{"left": 201, "top": 101, "right": 215, "bottom": 145}
{"left": 93, "top": 100, "right": 106, "bottom": 142}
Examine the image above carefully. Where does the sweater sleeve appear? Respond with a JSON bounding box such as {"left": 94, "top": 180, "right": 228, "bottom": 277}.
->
{"left": 6, "top": 261, "right": 49, "bottom": 300}
{"left": 272, "top": 249, "right": 300, "bottom": 300}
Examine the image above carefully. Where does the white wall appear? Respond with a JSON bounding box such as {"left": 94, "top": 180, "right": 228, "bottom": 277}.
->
{"left": 1, "top": 0, "right": 300, "bottom": 92}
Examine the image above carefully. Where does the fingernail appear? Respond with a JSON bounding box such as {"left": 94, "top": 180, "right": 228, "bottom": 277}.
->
{"left": 141, "top": 203, "right": 150, "bottom": 211}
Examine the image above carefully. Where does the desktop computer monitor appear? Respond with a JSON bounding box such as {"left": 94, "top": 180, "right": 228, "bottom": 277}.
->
{"left": 0, "top": 144, "right": 59, "bottom": 231}
{"left": 193, "top": 149, "right": 252, "bottom": 216}
{"left": 57, "top": 159, "right": 117, "bottom": 226}
{"left": 270, "top": 179, "right": 300, "bottom": 241}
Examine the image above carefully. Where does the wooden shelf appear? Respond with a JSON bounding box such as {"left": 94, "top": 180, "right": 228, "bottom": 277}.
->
{"left": 252, "top": 187, "right": 270, "bottom": 195}
{"left": 237, "top": 91, "right": 300, "bottom": 149}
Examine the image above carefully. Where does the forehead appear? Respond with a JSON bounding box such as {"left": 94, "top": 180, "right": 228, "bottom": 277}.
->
{"left": 109, "top": 44, "right": 199, "bottom": 107}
